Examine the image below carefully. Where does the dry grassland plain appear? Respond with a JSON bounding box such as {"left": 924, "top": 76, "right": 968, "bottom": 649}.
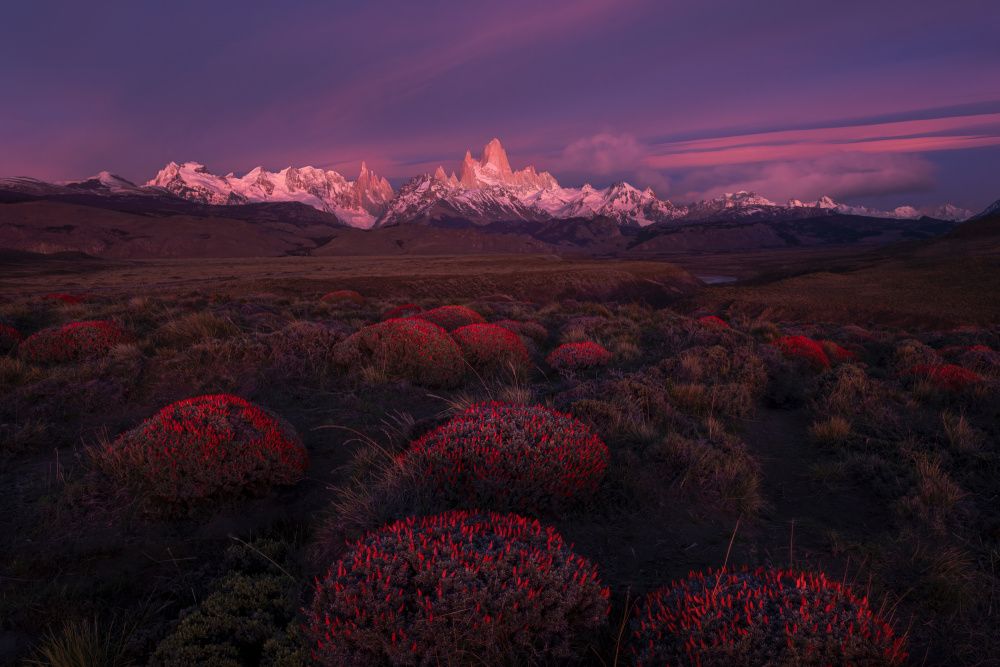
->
{"left": 0, "top": 247, "right": 998, "bottom": 666}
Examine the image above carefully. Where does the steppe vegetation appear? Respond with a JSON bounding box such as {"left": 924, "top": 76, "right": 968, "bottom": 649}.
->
{"left": 1, "top": 284, "right": 998, "bottom": 666}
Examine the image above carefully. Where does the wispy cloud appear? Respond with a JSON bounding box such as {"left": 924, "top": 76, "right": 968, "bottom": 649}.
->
{"left": 643, "top": 113, "right": 1000, "bottom": 169}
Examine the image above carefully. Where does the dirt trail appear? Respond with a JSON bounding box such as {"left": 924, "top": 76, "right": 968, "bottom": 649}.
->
{"left": 742, "top": 406, "right": 892, "bottom": 573}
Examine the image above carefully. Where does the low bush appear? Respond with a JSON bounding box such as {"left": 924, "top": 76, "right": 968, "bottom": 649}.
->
{"left": 494, "top": 319, "right": 548, "bottom": 342}
{"left": 42, "top": 293, "right": 88, "bottom": 305}
{"left": 944, "top": 345, "right": 1000, "bottom": 377}
{"left": 381, "top": 304, "right": 422, "bottom": 320}
{"left": 111, "top": 394, "right": 308, "bottom": 507}
{"left": 450, "top": 323, "right": 530, "bottom": 372}
{"left": 416, "top": 305, "right": 485, "bottom": 332}
{"left": 697, "top": 315, "right": 729, "bottom": 328}
{"left": 548, "top": 341, "right": 612, "bottom": 371}
{"left": 18, "top": 321, "right": 133, "bottom": 363}
{"left": 151, "top": 539, "right": 310, "bottom": 667}
{"left": 332, "top": 318, "right": 464, "bottom": 387}
{"left": 0, "top": 323, "right": 22, "bottom": 353}
{"left": 771, "top": 335, "right": 830, "bottom": 371}
{"left": 306, "top": 510, "right": 609, "bottom": 666}
{"left": 321, "top": 290, "right": 365, "bottom": 306}
{"left": 401, "top": 402, "right": 609, "bottom": 515}
{"left": 819, "top": 340, "right": 861, "bottom": 366}
{"left": 630, "top": 566, "right": 907, "bottom": 666}
{"left": 900, "top": 364, "right": 980, "bottom": 392}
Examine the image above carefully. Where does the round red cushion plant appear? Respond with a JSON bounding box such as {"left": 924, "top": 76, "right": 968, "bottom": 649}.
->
{"left": 18, "top": 321, "right": 133, "bottom": 363}
{"left": 307, "top": 510, "right": 609, "bottom": 666}
{"left": 401, "top": 402, "right": 608, "bottom": 515}
{"left": 0, "top": 324, "right": 22, "bottom": 353}
{"left": 416, "top": 305, "right": 485, "bottom": 332}
{"left": 382, "top": 304, "right": 422, "bottom": 321}
{"left": 114, "top": 394, "right": 308, "bottom": 507}
{"left": 333, "top": 318, "right": 464, "bottom": 387}
{"left": 322, "top": 290, "right": 365, "bottom": 306}
{"left": 900, "top": 364, "right": 980, "bottom": 391}
{"left": 494, "top": 319, "right": 548, "bottom": 342}
{"left": 771, "top": 335, "right": 831, "bottom": 371}
{"left": 630, "top": 566, "right": 906, "bottom": 666}
{"left": 451, "top": 324, "right": 530, "bottom": 372}
{"left": 547, "top": 341, "right": 612, "bottom": 371}
{"left": 698, "top": 315, "right": 729, "bottom": 328}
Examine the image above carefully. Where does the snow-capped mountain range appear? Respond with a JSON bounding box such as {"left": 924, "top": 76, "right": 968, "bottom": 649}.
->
{"left": 147, "top": 161, "right": 393, "bottom": 229}
{"left": 1, "top": 139, "right": 979, "bottom": 229}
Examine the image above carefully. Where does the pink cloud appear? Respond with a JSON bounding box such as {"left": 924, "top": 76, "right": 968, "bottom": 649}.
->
{"left": 643, "top": 113, "right": 1000, "bottom": 169}
{"left": 672, "top": 151, "right": 937, "bottom": 203}
{"left": 557, "top": 133, "right": 647, "bottom": 174}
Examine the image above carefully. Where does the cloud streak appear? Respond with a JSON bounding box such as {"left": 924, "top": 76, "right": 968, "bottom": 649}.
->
{"left": 643, "top": 114, "right": 1000, "bottom": 168}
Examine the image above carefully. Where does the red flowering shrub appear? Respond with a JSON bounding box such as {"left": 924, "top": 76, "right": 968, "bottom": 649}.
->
{"left": 900, "top": 364, "right": 980, "bottom": 391}
{"left": 42, "top": 293, "right": 88, "bottom": 305}
{"left": 771, "top": 335, "right": 830, "bottom": 371}
{"left": 332, "top": 318, "right": 464, "bottom": 387}
{"left": 697, "top": 315, "right": 729, "bottom": 328}
{"left": 322, "top": 290, "right": 365, "bottom": 306}
{"left": 820, "top": 341, "right": 861, "bottom": 365}
{"left": 451, "top": 324, "right": 530, "bottom": 372}
{"left": 307, "top": 510, "right": 609, "bottom": 666}
{"left": 382, "top": 304, "right": 422, "bottom": 321}
{"left": 416, "top": 305, "right": 485, "bottom": 332}
{"left": 0, "top": 324, "right": 22, "bottom": 353}
{"left": 630, "top": 566, "right": 906, "bottom": 666}
{"left": 938, "top": 345, "right": 997, "bottom": 373}
{"left": 18, "top": 321, "right": 133, "bottom": 363}
{"left": 114, "top": 394, "right": 308, "bottom": 506}
{"left": 494, "top": 319, "right": 548, "bottom": 342}
{"left": 401, "top": 402, "right": 608, "bottom": 515}
{"left": 547, "top": 341, "right": 612, "bottom": 371}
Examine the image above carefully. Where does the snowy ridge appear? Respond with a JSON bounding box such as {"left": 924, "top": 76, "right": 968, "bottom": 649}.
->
{"left": 971, "top": 197, "right": 1000, "bottom": 220}
{"left": 147, "top": 162, "right": 393, "bottom": 229}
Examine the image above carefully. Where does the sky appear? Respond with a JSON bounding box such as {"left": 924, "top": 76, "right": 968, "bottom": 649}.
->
{"left": 2, "top": 0, "right": 999, "bottom": 212}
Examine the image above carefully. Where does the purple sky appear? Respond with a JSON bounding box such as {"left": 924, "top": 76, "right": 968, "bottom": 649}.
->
{"left": 3, "top": 0, "right": 999, "bottom": 211}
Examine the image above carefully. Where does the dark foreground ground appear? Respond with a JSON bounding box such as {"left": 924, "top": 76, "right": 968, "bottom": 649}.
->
{"left": 1, "top": 245, "right": 999, "bottom": 666}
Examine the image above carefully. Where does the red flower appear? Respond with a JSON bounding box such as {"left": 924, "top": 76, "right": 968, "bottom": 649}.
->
{"left": 900, "top": 364, "right": 980, "bottom": 391}
{"left": 0, "top": 324, "right": 23, "bottom": 353}
{"left": 698, "top": 315, "right": 729, "bottom": 328}
{"left": 416, "top": 305, "right": 486, "bottom": 332}
{"left": 451, "top": 324, "right": 530, "bottom": 371}
{"left": 547, "top": 342, "right": 612, "bottom": 371}
{"left": 333, "top": 318, "right": 464, "bottom": 387}
{"left": 631, "top": 566, "right": 906, "bottom": 666}
{"left": 382, "top": 304, "right": 422, "bottom": 320}
{"left": 772, "top": 335, "right": 830, "bottom": 371}
{"left": 42, "top": 293, "right": 88, "bottom": 305}
{"left": 114, "top": 394, "right": 308, "bottom": 506}
{"left": 402, "top": 402, "right": 608, "bottom": 515}
{"left": 307, "top": 510, "right": 609, "bottom": 666}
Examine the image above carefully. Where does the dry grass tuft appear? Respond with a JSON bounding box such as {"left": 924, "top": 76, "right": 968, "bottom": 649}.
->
{"left": 809, "top": 415, "right": 852, "bottom": 445}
